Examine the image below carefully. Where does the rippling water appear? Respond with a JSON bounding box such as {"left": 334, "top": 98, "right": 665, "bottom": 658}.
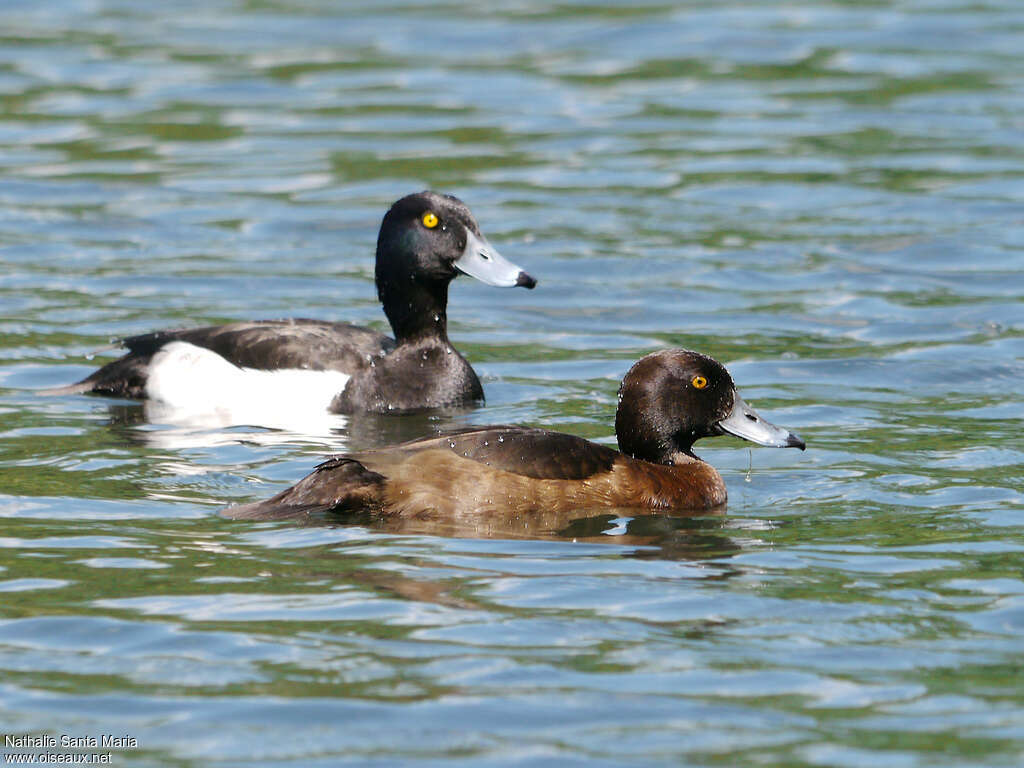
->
{"left": 2, "top": 1, "right": 1023, "bottom": 765}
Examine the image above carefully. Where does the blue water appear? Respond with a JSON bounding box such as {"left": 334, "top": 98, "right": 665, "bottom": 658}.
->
{"left": 1, "top": 1, "right": 1023, "bottom": 765}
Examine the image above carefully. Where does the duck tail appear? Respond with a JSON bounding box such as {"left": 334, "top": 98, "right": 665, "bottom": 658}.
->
{"left": 224, "top": 456, "right": 386, "bottom": 521}
{"left": 38, "top": 354, "right": 150, "bottom": 399}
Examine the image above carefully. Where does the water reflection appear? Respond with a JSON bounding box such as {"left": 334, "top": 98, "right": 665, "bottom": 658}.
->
{"left": 233, "top": 503, "right": 743, "bottom": 563}
{"left": 3, "top": 0, "right": 1022, "bottom": 763}
{"left": 368, "top": 508, "right": 737, "bottom": 561}
{"left": 103, "top": 401, "right": 481, "bottom": 452}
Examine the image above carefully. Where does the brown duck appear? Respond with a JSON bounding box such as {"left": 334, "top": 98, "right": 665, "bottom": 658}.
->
{"left": 227, "top": 349, "right": 805, "bottom": 521}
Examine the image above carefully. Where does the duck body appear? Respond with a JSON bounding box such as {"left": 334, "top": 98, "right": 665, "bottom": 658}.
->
{"left": 69, "top": 318, "right": 394, "bottom": 401}
{"left": 227, "top": 350, "right": 805, "bottom": 520}
{"left": 228, "top": 426, "right": 727, "bottom": 521}
{"left": 54, "top": 191, "right": 535, "bottom": 416}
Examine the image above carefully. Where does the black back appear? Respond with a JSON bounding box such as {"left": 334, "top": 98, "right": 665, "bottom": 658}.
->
{"left": 126, "top": 319, "right": 393, "bottom": 371}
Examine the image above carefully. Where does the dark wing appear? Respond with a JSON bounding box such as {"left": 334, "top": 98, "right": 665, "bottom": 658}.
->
{"left": 54, "top": 318, "right": 395, "bottom": 398}
{"left": 125, "top": 318, "right": 395, "bottom": 372}
{"left": 361, "top": 426, "right": 619, "bottom": 481}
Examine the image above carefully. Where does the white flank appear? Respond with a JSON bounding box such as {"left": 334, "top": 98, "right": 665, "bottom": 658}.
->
{"left": 144, "top": 341, "right": 351, "bottom": 432}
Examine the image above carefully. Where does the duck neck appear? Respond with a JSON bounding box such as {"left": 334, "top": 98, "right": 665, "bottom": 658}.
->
{"left": 667, "top": 449, "right": 702, "bottom": 465}
{"left": 379, "top": 277, "right": 450, "bottom": 345}
{"left": 618, "top": 442, "right": 702, "bottom": 466}
{"left": 615, "top": 408, "right": 700, "bottom": 465}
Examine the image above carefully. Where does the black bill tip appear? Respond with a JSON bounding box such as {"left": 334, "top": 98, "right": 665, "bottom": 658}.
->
{"left": 515, "top": 271, "right": 537, "bottom": 289}
{"left": 786, "top": 433, "right": 807, "bottom": 450}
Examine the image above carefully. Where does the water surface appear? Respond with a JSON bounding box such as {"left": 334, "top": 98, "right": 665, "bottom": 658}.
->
{"left": 1, "top": 1, "right": 1023, "bottom": 766}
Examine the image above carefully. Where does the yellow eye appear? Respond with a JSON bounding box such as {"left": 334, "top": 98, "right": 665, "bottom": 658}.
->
{"left": 691, "top": 375, "right": 708, "bottom": 389}
{"left": 421, "top": 211, "right": 439, "bottom": 228}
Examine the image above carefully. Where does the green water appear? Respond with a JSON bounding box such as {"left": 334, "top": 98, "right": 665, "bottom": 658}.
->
{"left": 1, "top": 1, "right": 1023, "bottom": 766}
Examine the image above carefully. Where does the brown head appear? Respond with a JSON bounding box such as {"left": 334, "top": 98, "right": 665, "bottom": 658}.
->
{"left": 614, "top": 349, "right": 805, "bottom": 464}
